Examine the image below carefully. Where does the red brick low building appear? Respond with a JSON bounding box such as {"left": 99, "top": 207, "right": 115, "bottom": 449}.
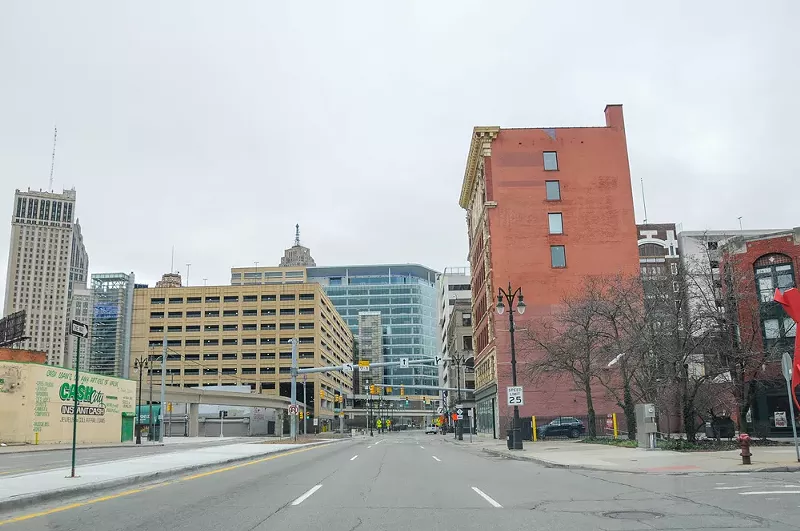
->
{"left": 720, "top": 228, "right": 800, "bottom": 436}
{"left": 459, "top": 105, "right": 640, "bottom": 438}
{"left": 0, "top": 348, "right": 46, "bottom": 364}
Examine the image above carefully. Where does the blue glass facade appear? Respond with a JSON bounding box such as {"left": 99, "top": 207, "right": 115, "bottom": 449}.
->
{"left": 307, "top": 264, "right": 439, "bottom": 395}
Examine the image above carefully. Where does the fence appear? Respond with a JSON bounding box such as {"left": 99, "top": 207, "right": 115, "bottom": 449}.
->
{"left": 500, "top": 413, "right": 627, "bottom": 441}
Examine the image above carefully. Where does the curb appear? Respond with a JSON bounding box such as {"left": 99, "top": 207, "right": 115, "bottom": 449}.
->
{"left": 0, "top": 440, "right": 343, "bottom": 514}
{"left": 0, "top": 443, "right": 164, "bottom": 455}
{"left": 481, "top": 448, "right": 800, "bottom": 475}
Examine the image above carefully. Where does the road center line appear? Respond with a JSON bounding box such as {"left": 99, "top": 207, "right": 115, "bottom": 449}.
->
{"left": 350, "top": 455, "right": 358, "bottom": 461}
{"left": 715, "top": 485, "right": 751, "bottom": 490}
{"left": 471, "top": 486, "right": 502, "bottom": 508}
{"left": 292, "top": 484, "right": 323, "bottom": 506}
{"left": 432, "top": 456, "right": 441, "bottom": 462}
{"left": 740, "top": 491, "right": 800, "bottom": 496}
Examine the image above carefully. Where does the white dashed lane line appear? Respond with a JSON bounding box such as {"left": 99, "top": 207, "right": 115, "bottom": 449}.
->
{"left": 291, "top": 485, "right": 323, "bottom": 506}
{"left": 471, "top": 486, "right": 502, "bottom": 508}
{"left": 350, "top": 455, "right": 358, "bottom": 461}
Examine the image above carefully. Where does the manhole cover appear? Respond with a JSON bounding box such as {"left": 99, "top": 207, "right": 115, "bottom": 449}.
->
{"left": 604, "top": 511, "right": 663, "bottom": 520}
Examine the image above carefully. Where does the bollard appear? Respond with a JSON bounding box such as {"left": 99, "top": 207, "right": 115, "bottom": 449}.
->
{"left": 738, "top": 433, "right": 752, "bottom": 465}
{"left": 35, "top": 432, "right": 39, "bottom": 445}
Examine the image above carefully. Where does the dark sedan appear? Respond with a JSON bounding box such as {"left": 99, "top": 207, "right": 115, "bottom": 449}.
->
{"left": 537, "top": 417, "right": 586, "bottom": 439}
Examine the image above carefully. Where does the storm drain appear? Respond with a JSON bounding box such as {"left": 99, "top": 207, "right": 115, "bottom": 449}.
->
{"left": 603, "top": 511, "right": 664, "bottom": 520}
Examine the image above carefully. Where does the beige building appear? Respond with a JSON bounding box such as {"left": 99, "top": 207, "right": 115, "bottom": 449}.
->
{"left": 3, "top": 188, "right": 86, "bottom": 367}
{"left": 0, "top": 361, "right": 136, "bottom": 444}
{"left": 130, "top": 282, "right": 353, "bottom": 420}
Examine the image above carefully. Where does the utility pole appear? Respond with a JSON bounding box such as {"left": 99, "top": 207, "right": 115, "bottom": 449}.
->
{"left": 148, "top": 351, "right": 154, "bottom": 441}
{"left": 302, "top": 374, "right": 307, "bottom": 436}
{"left": 159, "top": 327, "right": 167, "bottom": 443}
{"left": 290, "top": 338, "right": 298, "bottom": 440}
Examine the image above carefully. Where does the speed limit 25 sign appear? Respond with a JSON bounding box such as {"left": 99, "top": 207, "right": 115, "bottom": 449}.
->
{"left": 506, "top": 386, "right": 524, "bottom": 406}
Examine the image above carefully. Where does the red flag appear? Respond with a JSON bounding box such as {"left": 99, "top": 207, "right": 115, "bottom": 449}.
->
{"left": 774, "top": 288, "right": 800, "bottom": 411}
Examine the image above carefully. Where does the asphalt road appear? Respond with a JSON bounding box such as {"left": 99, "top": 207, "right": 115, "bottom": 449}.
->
{"left": 0, "top": 439, "right": 256, "bottom": 476}
{"left": 2, "top": 432, "right": 800, "bottom": 530}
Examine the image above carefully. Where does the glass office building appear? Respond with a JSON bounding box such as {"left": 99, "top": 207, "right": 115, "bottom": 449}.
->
{"left": 307, "top": 264, "right": 439, "bottom": 396}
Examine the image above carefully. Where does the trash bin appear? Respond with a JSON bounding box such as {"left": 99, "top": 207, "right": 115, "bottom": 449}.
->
{"left": 507, "top": 429, "right": 514, "bottom": 449}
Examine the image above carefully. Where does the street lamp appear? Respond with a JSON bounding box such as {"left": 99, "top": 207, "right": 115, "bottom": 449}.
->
{"left": 445, "top": 352, "right": 467, "bottom": 440}
{"left": 133, "top": 356, "right": 149, "bottom": 444}
{"left": 496, "top": 282, "right": 526, "bottom": 450}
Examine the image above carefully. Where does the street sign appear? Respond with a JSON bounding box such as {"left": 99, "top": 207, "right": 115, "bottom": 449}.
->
{"left": 434, "top": 355, "right": 443, "bottom": 366}
{"left": 467, "top": 409, "right": 473, "bottom": 417}
{"left": 775, "top": 411, "right": 788, "bottom": 428}
{"left": 343, "top": 363, "right": 354, "bottom": 373}
{"left": 218, "top": 410, "right": 228, "bottom": 419}
{"left": 507, "top": 386, "right": 524, "bottom": 406}
{"left": 782, "top": 352, "right": 793, "bottom": 383}
{"left": 313, "top": 418, "right": 319, "bottom": 426}
{"left": 399, "top": 357, "right": 409, "bottom": 368}
{"left": 70, "top": 319, "right": 89, "bottom": 338}
{"left": 437, "top": 406, "right": 444, "bottom": 414}
{"left": 288, "top": 404, "right": 299, "bottom": 415}
{"left": 456, "top": 408, "right": 463, "bottom": 420}
{"left": 358, "top": 360, "right": 370, "bottom": 373}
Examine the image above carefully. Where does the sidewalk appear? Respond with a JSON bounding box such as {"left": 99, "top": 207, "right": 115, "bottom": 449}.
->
{"left": 0, "top": 439, "right": 339, "bottom": 512}
{"left": 445, "top": 434, "right": 800, "bottom": 474}
{"left": 0, "top": 436, "right": 256, "bottom": 454}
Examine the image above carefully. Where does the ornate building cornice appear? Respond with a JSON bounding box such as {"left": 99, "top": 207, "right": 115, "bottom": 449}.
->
{"left": 459, "top": 126, "right": 499, "bottom": 209}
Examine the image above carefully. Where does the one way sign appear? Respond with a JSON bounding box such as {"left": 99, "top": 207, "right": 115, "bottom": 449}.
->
{"left": 70, "top": 319, "right": 89, "bottom": 338}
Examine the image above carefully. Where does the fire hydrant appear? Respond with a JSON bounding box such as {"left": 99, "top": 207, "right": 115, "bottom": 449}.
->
{"left": 738, "top": 433, "right": 752, "bottom": 465}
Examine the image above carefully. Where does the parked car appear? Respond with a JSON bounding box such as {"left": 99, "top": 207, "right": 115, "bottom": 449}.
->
{"left": 537, "top": 417, "right": 585, "bottom": 439}
{"left": 425, "top": 424, "right": 439, "bottom": 434}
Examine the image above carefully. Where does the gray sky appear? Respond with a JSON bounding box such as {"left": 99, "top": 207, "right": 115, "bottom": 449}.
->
{"left": 1, "top": 1, "right": 797, "bottom": 293}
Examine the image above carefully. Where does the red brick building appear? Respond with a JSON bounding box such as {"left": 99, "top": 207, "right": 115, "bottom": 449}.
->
{"left": 459, "top": 105, "right": 641, "bottom": 438}
{"left": 720, "top": 228, "right": 799, "bottom": 436}
{"left": 0, "top": 347, "right": 46, "bottom": 364}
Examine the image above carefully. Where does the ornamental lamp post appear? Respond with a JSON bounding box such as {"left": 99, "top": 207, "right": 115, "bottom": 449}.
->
{"left": 496, "top": 283, "right": 526, "bottom": 450}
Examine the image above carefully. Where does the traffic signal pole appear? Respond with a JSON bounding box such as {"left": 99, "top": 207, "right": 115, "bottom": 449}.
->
{"left": 290, "top": 338, "right": 297, "bottom": 440}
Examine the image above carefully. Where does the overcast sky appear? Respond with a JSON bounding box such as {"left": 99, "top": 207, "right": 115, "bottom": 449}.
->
{"left": 1, "top": 1, "right": 797, "bottom": 294}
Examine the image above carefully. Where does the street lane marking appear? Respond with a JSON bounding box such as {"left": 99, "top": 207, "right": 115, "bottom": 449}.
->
{"left": 432, "top": 456, "right": 441, "bottom": 462}
{"left": 715, "top": 486, "right": 751, "bottom": 490}
{"left": 0, "top": 444, "right": 329, "bottom": 526}
{"left": 419, "top": 446, "right": 425, "bottom": 449}
{"left": 291, "top": 484, "right": 322, "bottom": 506}
{"left": 367, "top": 445, "right": 373, "bottom": 449}
{"left": 740, "top": 491, "right": 800, "bottom": 495}
{"left": 350, "top": 455, "right": 358, "bottom": 461}
{"left": 374, "top": 439, "right": 384, "bottom": 445}
{"left": 472, "top": 486, "right": 502, "bottom": 508}
{"left": 0, "top": 484, "right": 164, "bottom": 527}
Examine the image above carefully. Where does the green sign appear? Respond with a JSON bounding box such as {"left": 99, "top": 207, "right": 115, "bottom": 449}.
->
{"left": 59, "top": 382, "right": 105, "bottom": 405}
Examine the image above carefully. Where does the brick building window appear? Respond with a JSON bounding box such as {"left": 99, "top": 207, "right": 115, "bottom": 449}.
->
{"left": 550, "top": 245, "right": 567, "bottom": 268}
{"left": 543, "top": 151, "right": 558, "bottom": 171}
{"left": 545, "top": 180, "right": 561, "bottom": 200}
{"left": 548, "top": 213, "right": 563, "bottom": 234}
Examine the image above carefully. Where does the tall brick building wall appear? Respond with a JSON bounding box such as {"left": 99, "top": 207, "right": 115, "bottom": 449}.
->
{"left": 460, "top": 105, "right": 640, "bottom": 437}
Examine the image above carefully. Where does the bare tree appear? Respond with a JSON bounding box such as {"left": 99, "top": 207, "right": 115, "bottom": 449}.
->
{"left": 523, "top": 277, "right": 617, "bottom": 438}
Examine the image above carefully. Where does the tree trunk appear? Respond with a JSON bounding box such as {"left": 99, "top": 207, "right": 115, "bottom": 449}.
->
{"left": 683, "top": 399, "right": 696, "bottom": 443}
{"left": 623, "top": 379, "right": 636, "bottom": 441}
{"left": 585, "top": 379, "right": 596, "bottom": 438}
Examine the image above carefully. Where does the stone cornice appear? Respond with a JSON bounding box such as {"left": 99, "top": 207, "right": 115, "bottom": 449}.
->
{"left": 458, "top": 127, "right": 499, "bottom": 209}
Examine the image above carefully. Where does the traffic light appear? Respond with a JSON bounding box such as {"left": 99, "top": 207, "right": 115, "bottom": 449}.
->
{"left": 299, "top": 411, "right": 304, "bottom": 420}
{"left": 369, "top": 385, "right": 376, "bottom": 395}
{"left": 405, "top": 398, "right": 409, "bottom": 407}
{"left": 400, "top": 386, "right": 405, "bottom": 396}
{"left": 386, "top": 386, "right": 393, "bottom": 394}
{"left": 319, "top": 389, "right": 326, "bottom": 399}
